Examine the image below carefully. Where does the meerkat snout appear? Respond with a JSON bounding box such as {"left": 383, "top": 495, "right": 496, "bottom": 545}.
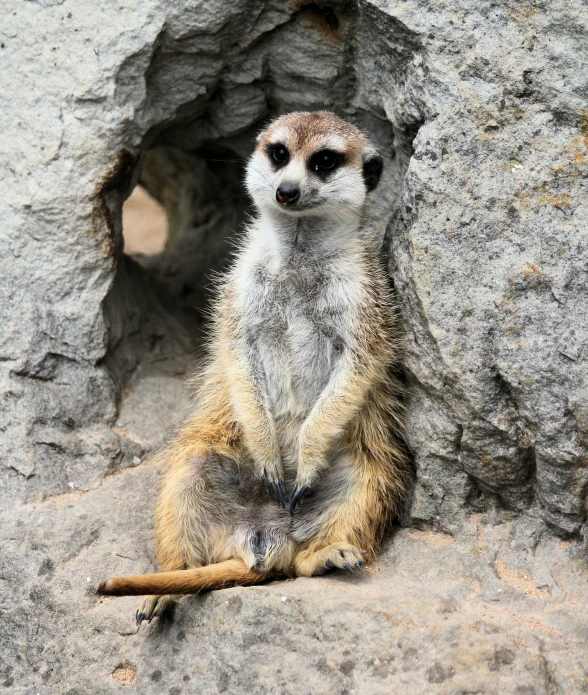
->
{"left": 276, "top": 183, "right": 300, "bottom": 206}
{"left": 246, "top": 111, "right": 383, "bottom": 219}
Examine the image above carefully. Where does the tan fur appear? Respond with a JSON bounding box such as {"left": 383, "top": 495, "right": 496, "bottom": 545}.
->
{"left": 98, "top": 112, "right": 409, "bottom": 617}
{"left": 100, "top": 560, "right": 264, "bottom": 597}
{"left": 258, "top": 111, "right": 370, "bottom": 163}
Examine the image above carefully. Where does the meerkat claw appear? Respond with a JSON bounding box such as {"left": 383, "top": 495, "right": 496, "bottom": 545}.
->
{"left": 289, "top": 485, "right": 309, "bottom": 515}
{"left": 271, "top": 482, "right": 282, "bottom": 507}
{"left": 277, "top": 480, "right": 286, "bottom": 507}
{"left": 261, "top": 473, "right": 286, "bottom": 507}
{"left": 261, "top": 475, "right": 271, "bottom": 496}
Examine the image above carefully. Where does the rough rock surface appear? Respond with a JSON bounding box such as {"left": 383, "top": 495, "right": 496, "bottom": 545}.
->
{"left": 3, "top": 450, "right": 588, "bottom": 694}
{"left": 1, "top": 0, "right": 588, "bottom": 690}
{"left": 2, "top": 0, "right": 587, "bottom": 530}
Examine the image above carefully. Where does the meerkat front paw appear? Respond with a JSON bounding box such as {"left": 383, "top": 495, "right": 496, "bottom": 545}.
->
{"left": 290, "top": 454, "right": 325, "bottom": 514}
{"left": 259, "top": 460, "right": 286, "bottom": 507}
{"left": 290, "top": 467, "right": 321, "bottom": 514}
{"left": 289, "top": 481, "right": 311, "bottom": 514}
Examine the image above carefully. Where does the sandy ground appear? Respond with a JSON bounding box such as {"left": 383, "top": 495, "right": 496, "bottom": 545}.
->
{"left": 122, "top": 185, "right": 168, "bottom": 256}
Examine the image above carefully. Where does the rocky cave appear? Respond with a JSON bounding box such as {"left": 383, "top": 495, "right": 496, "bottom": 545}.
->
{"left": 2, "top": 0, "right": 587, "bottom": 692}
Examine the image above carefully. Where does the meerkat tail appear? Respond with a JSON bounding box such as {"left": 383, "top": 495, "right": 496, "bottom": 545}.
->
{"left": 97, "top": 559, "right": 267, "bottom": 597}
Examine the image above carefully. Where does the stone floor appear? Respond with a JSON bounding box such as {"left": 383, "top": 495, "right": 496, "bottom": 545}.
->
{"left": 3, "top": 368, "right": 588, "bottom": 694}
{"left": 4, "top": 469, "right": 588, "bottom": 693}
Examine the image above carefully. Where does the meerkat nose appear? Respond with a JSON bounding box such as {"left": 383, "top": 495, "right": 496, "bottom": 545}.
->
{"left": 276, "top": 185, "right": 300, "bottom": 206}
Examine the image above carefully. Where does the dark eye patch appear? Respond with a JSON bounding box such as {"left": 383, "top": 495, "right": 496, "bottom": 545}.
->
{"left": 267, "top": 143, "right": 290, "bottom": 169}
{"left": 308, "top": 149, "right": 345, "bottom": 178}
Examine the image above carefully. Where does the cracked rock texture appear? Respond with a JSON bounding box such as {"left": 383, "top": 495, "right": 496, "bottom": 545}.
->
{"left": 1, "top": 0, "right": 588, "bottom": 691}
{"left": 3, "top": 457, "right": 588, "bottom": 694}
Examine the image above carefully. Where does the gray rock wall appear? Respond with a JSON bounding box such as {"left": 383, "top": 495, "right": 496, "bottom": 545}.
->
{"left": 1, "top": 0, "right": 586, "bottom": 539}
{"left": 386, "top": 1, "right": 588, "bottom": 536}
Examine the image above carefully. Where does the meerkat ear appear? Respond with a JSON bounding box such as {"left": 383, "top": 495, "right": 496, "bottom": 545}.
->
{"left": 362, "top": 150, "right": 384, "bottom": 192}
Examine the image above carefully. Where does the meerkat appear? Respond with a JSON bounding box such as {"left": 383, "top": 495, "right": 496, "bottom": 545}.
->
{"left": 99, "top": 111, "right": 409, "bottom": 624}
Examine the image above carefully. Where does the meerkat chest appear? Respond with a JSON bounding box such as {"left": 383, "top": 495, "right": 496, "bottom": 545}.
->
{"left": 245, "top": 269, "right": 350, "bottom": 417}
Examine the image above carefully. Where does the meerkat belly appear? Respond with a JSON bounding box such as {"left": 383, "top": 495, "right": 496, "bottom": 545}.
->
{"left": 253, "top": 304, "right": 341, "bottom": 425}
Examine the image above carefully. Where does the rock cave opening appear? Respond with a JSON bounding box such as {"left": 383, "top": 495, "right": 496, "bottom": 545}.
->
{"left": 93, "top": 0, "right": 428, "bottom": 503}
{"left": 118, "top": 143, "right": 250, "bottom": 334}
{"left": 122, "top": 185, "right": 168, "bottom": 257}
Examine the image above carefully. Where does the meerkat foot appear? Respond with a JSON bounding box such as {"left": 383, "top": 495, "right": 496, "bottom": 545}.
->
{"left": 295, "top": 542, "right": 366, "bottom": 576}
{"left": 324, "top": 544, "right": 366, "bottom": 573}
{"left": 136, "top": 594, "right": 176, "bottom": 626}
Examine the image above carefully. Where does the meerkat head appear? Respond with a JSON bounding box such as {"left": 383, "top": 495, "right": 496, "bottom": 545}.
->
{"left": 246, "top": 111, "right": 383, "bottom": 221}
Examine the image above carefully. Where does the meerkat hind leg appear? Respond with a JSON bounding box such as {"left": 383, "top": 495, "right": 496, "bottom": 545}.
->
{"left": 294, "top": 542, "right": 366, "bottom": 577}
{"left": 136, "top": 594, "right": 177, "bottom": 626}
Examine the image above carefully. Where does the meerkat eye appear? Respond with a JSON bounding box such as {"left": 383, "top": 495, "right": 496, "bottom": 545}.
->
{"left": 309, "top": 149, "right": 343, "bottom": 174}
{"left": 269, "top": 144, "right": 290, "bottom": 167}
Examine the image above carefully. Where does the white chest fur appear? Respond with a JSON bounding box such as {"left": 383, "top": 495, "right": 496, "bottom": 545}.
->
{"left": 248, "top": 273, "right": 344, "bottom": 419}
{"left": 233, "top": 223, "right": 365, "bottom": 431}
